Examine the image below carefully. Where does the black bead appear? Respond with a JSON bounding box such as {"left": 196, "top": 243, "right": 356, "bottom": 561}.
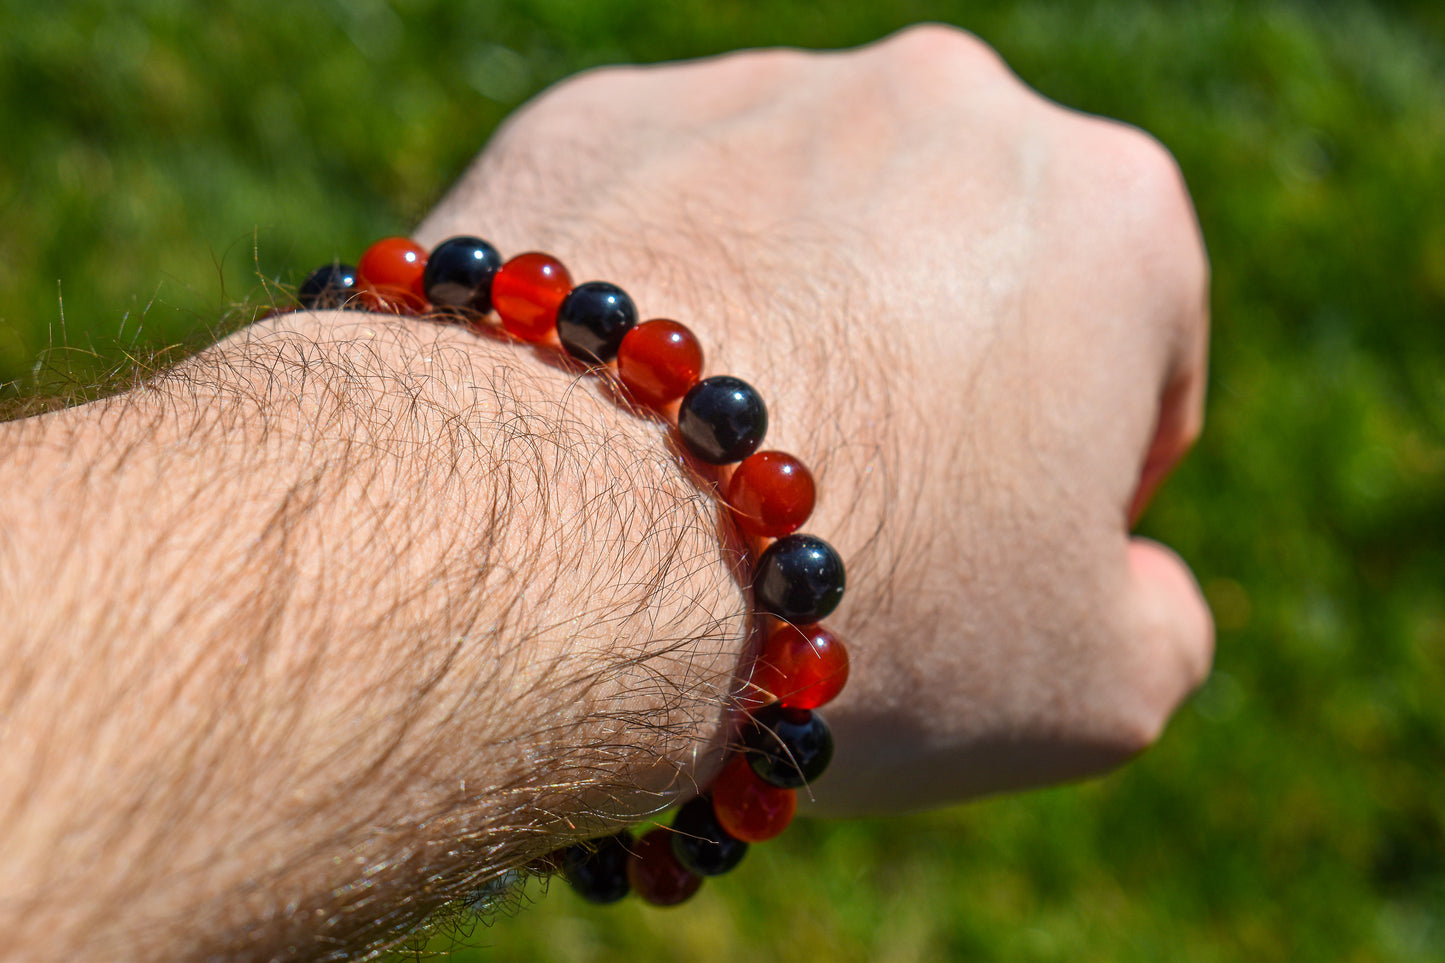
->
{"left": 743, "top": 705, "right": 835, "bottom": 789}
{"left": 677, "top": 376, "right": 768, "bottom": 465}
{"left": 561, "top": 831, "right": 633, "bottom": 904}
{"left": 754, "top": 533, "right": 846, "bottom": 622}
{"left": 669, "top": 796, "right": 748, "bottom": 877}
{"left": 423, "top": 235, "right": 503, "bottom": 312}
{"left": 556, "top": 281, "right": 638, "bottom": 363}
{"left": 298, "top": 263, "right": 360, "bottom": 309}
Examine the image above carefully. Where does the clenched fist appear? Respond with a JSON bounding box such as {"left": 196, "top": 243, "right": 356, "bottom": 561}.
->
{"left": 420, "top": 24, "right": 1214, "bottom": 814}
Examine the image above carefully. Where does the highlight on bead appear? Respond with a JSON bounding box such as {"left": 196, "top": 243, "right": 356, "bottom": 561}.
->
{"left": 557, "top": 280, "right": 638, "bottom": 363}
{"left": 358, "top": 236, "right": 428, "bottom": 313}
{"left": 677, "top": 375, "right": 769, "bottom": 465}
{"left": 298, "top": 263, "right": 361, "bottom": 310}
{"left": 754, "top": 533, "right": 847, "bottom": 623}
{"left": 726, "top": 450, "right": 816, "bottom": 538}
{"left": 744, "top": 622, "right": 850, "bottom": 710}
{"left": 711, "top": 755, "right": 797, "bottom": 843}
{"left": 617, "top": 319, "right": 704, "bottom": 408}
{"left": 492, "top": 251, "right": 574, "bottom": 342}
{"left": 423, "top": 235, "right": 503, "bottom": 312}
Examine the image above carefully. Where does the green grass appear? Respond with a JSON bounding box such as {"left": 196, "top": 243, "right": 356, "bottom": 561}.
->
{"left": 3, "top": 0, "right": 1443, "bottom": 959}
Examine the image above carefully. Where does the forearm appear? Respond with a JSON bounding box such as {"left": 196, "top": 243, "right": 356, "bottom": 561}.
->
{"left": 0, "top": 310, "right": 747, "bottom": 958}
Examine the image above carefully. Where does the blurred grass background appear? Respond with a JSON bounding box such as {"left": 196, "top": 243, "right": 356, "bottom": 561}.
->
{"left": 2, "top": 0, "right": 1442, "bottom": 960}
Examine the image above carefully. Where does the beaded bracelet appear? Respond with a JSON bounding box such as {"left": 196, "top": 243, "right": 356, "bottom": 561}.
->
{"left": 298, "top": 236, "right": 850, "bottom": 908}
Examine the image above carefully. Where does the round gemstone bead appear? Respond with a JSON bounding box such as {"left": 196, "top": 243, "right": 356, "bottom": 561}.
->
{"left": 754, "top": 534, "right": 846, "bottom": 623}
{"left": 561, "top": 831, "right": 633, "bottom": 904}
{"left": 669, "top": 796, "right": 748, "bottom": 877}
{"left": 556, "top": 281, "right": 638, "bottom": 364}
{"left": 742, "top": 704, "right": 835, "bottom": 789}
{"left": 492, "top": 252, "right": 573, "bottom": 342}
{"left": 626, "top": 827, "right": 703, "bottom": 906}
{"left": 677, "top": 376, "right": 768, "bottom": 465}
{"left": 359, "top": 236, "right": 428, "bottom": 313}
{"left": 298, "top": 263, "right": 361, "bottom": 309}
{"left": 726, "top": 451, "right": 816, "bottom": 538}
{"left": 745, "top": 622, "right": 850, "bottom": 710}
{"left": 616, "top": 319, "right": 704, "bottom": 408}
{"left": 710, "top": 755, "right": 796, "bottom": 843}
{"left": 423, "top": 235, "right": 503, "bottom": 312}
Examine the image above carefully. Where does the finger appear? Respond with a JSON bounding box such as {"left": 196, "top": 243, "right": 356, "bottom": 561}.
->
{"left": 1123, "top": 537, "right": 1215, "bottom": 737}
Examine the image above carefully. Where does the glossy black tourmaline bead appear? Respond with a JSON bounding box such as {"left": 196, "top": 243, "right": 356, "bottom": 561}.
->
{"left": 556, "top": 281, "right": 638, "bottom": 363}
{"left": 423, "top": 235, "right": 503, "bottom": 312}
{"left": 677, "top": 376, "right": 768, "bottom": 465}
{"left": 754, "top": 533, "right": 846, "bottom": 623}
{"left": 298, "top": 263, "right": 360, "bottom": 309}
{"left": 743, "top": 704, "right": 835, "bottom": 789}
{"left": 669, "top": 796, "right": 749, "bottom": 877}
{"left": 562, "top": 831, "right": 633, "bottom": 904}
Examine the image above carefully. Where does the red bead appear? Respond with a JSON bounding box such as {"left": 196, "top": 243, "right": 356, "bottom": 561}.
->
{"left": 725, "top": 451, "right": 816, "bottom": 538}
{"left": 616, "top": 319, "right": 704, "bottom": 407}
{"left": 711, "top": 755, "right": 796, "bottom": 843}
{"left": 745, "top": 622, "right": 850, "bottom": 710}
{"left": 358, "top": 236, "right": 428, "bottom": 313}
{"left": 492, "top": 252, "right": 573, "bottom": 342}
{"left": 626, "top": 827, "right": 703, "bottom": 906}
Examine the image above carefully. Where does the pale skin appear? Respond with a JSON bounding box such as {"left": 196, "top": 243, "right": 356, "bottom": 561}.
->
{"left": 0, "top": 25, "right": 1212, "bottom": 961}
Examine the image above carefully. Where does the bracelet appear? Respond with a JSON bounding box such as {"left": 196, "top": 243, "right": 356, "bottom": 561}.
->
{"left": 298, "top": 236, "right": 850, "bottom": 908}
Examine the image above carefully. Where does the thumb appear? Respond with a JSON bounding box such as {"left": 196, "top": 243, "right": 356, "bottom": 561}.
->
{"left": 1125, "top": 537, "right": 1215, "bottom": 724}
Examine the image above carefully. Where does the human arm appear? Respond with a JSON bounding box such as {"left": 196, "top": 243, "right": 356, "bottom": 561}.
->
{"left": 0, "top": 24, "right": 1212, "bottom": 960}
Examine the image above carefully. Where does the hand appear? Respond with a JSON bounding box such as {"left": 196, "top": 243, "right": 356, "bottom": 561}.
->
{"left": 418, "top": 24, "right": 1214, "bottom": 814}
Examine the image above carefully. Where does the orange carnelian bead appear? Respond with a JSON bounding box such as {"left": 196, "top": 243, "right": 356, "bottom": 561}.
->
{"left": 725, "top": 450, "right": 816, "bottom": 538}
{"left": 492, "top": 252, "right": 573, "bottom": 342}
{"left": 616, "top": 319, "right": 704, "bottom": 408}
{"left": 745, "top": 622, "right": 850, "bottom": 710}
{"left": 711, "top": 755, "right": 796, "bottom": 843}
{"left": 626, "top": 827, "right": 703, "bottom": 906}
{"left": 359, "top": 236, "right": 429, "bottom": 313}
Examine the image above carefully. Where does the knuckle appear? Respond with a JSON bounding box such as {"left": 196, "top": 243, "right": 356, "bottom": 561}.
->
{"left": 1107, "top": 125, "right": 1188, "bottom": 208}
{"left": 875, "top": 23, "right": 1015, "bottom": 80}
{"left": 1090, "top": 579, "right": 1215, "bottom": 757}
{"left": 1079, "top": 119, "right": 1209, "bottom": 310}
{"left": 887, "top": 23, "right": 997, "bottom": 60}
{"left": 1101, "top": 124, "right": 1201, "bottom": 244}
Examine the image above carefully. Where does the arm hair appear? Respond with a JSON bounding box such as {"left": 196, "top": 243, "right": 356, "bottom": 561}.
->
{"left": 0, "top": 310, "right": 749, "bottom": 959}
